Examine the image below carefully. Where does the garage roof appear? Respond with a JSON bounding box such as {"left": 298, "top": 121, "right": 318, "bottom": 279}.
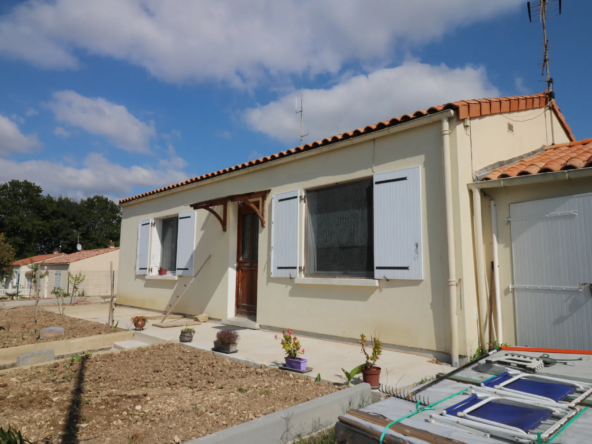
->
{"left": 481, "top": 138, "right": 592, "bottom": 181}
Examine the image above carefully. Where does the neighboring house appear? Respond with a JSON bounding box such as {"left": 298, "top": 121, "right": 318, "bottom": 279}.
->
{"left": 117, "top": 91, "right": 583, "bottom": 365}
{"left": 44, "top": 247, "right": 120, "bottom": 297}
{"left": 3, "top": 253, "right": 65, "bottom": 296}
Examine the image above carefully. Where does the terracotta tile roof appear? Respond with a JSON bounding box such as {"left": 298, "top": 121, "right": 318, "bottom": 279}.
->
{"left": 120, "top": 91, "right": 574, "bottom": 205}
{"left": 481, "top": 138, "right": 592, "bottom": 181}
{"left": 44, "top": 248, "right": 119, "bottom": 264}
{"left": 11, "top": 253, "right": 64, "bottom": 266}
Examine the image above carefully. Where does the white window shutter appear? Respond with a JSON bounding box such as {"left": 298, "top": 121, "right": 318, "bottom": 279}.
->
{"left": 136, "top": 219, "right": 151, "bottom": 275}
{"left": 373, "top": 166, "right": 423, "bottom": 280}
{"left": 271, "top": 190, "right": 300, "bottom": 278}
{"left": 150, "top": 219, "right": 162, "bottom": 275}
{"left": 176, "top": 211, "right": 196, "bottom": 276}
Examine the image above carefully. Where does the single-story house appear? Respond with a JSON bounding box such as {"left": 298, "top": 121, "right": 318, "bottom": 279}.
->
{"left": 3, "top": 253, "right": 64, "bottom": 296}
{"left": 117, "top": 90, "right": 587, "bottom": 365}
{"left": 44, "top": 246, "right": 120, "bottom": 297}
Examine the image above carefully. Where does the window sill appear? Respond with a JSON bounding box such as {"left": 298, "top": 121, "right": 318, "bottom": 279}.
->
{"left": 145, "top": 275, "right": 178, "bottom": 281}
{"left": 294, "top": 277, "right": 379, "bottom": 287}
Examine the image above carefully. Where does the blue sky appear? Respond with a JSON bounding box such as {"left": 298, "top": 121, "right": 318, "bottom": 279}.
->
{"left": 0, "top": 0, "right": 590, "bottom": 202}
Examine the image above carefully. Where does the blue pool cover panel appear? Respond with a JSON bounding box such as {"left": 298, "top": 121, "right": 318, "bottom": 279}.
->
{"left": 445, "top": 394, "right": 553, "bottom": 432}
{"left": 484, "top": 372, "right": 576, "bottom": 402}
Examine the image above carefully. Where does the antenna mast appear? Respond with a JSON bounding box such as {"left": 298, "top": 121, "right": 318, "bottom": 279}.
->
{"left": 295, "top": 96, "right": 309, "bottom": 143}
{"left": 527, "top": 0, "right": 562, "bottom": 92}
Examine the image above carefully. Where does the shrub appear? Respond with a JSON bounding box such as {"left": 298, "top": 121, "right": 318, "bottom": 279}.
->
{"left": 358, "top": 334, "right": 382, "bottom": 369}
{"left": 182, "top": 328, "right": 196, "bottom": 334}
{"left": 0, "top": 425, "right": 32, "bottom": 444}
{"left": 216, "top": 329, "right": 239, "bottom": 345}
{"left": 277, "top": 329, "right": 304, "bottom": 359}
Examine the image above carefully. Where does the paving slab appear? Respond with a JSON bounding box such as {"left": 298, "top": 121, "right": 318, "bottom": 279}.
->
{"left": 17, "top": 349, "right": 55, "bottom": 367}
{"left": 44, "top": 303, "right": 449, "bottom": 388}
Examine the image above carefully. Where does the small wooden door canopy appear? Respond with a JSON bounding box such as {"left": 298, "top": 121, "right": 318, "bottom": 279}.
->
{"left": 190, "top": 189, "right": 269, "bottom": 231}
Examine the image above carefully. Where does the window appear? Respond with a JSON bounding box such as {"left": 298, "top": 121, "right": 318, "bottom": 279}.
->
{"left": 136, "top": 211, "right": 196, "bottom": 277}
{"left": 160, "top": 217, "right": 178, "bottom": 273}
{"left": 306, "top": 178, "right": 374, "bottom": 278}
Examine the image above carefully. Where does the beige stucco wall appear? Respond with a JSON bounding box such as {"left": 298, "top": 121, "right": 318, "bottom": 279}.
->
{"left": 468, "top": 108, "right": 570, "bottom": 175}
{"left": 119, "top": 120, "right": 461, "bottom": 356}
{"left": 477, "top": 177, "right": 592, "bottom": 346}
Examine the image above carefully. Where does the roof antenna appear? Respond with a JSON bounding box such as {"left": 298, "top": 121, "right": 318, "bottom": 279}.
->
{"left": 295, "top": 94, "right": 309, "bottom": 144}
{"left": 527, "top": 0, "right": 562, "bottom": 95}
{"left": 527, "top": 0, "right": 562, "bottom": 145}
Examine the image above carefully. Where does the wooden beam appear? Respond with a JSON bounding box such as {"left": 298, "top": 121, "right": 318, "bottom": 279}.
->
{"left": 195, "top": 201, "right": 227, "bottom": 231}
{"left": 234, "top": 198, "right": 265, "bottom": 227}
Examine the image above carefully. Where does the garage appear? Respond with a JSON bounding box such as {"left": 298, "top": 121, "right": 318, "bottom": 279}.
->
{"left": 510, "top": 192, "right": 592, "bottom": 350}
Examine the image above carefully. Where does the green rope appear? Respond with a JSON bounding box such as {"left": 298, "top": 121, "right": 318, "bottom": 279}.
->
{"left": 378, "top": 388, "right": 469, "bottom": 443}
{"left": 548, "top": 407, "right": 589, "bottom": 443}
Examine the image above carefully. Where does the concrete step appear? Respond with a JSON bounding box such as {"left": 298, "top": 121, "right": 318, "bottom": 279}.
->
{"left": 133, "top": 331, "right": 170, "bottom": 345}
{"left": 113, "top": 340, "right": 150, "bottom": 350}
{"left": 221, "top": 316, "right": 260, "bottom": 330}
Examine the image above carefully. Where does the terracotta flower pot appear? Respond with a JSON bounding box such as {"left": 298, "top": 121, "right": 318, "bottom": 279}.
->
{"left": 285, "top": 357, "right": 308, "bottom": 371}
{"left": 158, "top": 269, "right": 167, "bottom": 276}
{"left": 133, "top": 319, "right": 146, "bottom": 330}
{"left": 361, "top": 366, "right": 381, "bottom": 388}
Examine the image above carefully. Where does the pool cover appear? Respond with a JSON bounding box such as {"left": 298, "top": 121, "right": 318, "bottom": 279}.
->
{"left": 445, "top": 394, "right": 553, "bottom": 432}
{"left": 484, "top": 372, "right": 575, "bottom": 402}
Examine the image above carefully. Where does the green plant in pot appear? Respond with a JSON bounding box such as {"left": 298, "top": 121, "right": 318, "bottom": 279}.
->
{"left": 179, "top": 328, "right": 195, "bottom": 343}
{"left": 278, "top": 329, "right": 307, "bottom": 371}
{"left": 359, "top": 333, "right": 382, "bottom": 388}
{"left": 213, "top": 329, "right": 240, "bottom": 353}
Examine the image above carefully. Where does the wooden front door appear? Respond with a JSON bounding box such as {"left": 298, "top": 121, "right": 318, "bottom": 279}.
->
{"left": 236, "top": 202, "right": 259, "bottom": 316}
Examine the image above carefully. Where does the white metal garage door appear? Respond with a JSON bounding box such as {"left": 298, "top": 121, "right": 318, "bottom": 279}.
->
{"left": 510, "top": 192, "right": 592, "bottom": 350}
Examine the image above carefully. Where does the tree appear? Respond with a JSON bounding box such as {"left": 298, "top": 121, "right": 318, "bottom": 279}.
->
{"left": 0, "top": 180, "right": 122, "bottom": 259}
{"left": 79, "top": 196, "right": 121, "bottom": 250}
{"left": 0, "top": 233, "right": 15, "bottom": 281}
{"left": 0, "top": 180, "right": 53, "bottom": 259}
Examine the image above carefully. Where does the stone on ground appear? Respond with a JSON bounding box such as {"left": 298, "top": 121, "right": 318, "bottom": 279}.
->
{"left": 17, "top": 349, "right": 55, "bottom": 367}
{"left": 39, "top": 326, "right": 65, "bottom": 339}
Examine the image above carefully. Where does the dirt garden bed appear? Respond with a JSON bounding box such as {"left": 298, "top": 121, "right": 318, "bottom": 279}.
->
{"left": 0, "top": 343, "right": 339, "bottom": 443}
{"left": 0, "top": 306, "right": 120, "bottom": 349}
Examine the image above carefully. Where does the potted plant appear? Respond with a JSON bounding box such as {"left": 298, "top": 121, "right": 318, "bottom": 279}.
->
{"left": 131, "top": 316, "right": 148, "bottom": 330}
{"left": 359, "top": 334, "right": 382, "bottom": 388}
{"left": 213, "top": 329, "right": 240, "bottom": 353}
{"left": 180, "top": 328, "right": 195, "bottom": 343}
{"left": 158, "top": 266, "right": 167, "bottom": 276}
{"left": 278, "top": 329, "right": 307, "bottom": 371}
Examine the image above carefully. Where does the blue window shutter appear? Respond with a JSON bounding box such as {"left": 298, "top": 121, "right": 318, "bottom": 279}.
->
{"left": 373, "top": 166, "right": 423, "bottom": 280}
{"left": 271, "top": 190, "right": 300, "bottom": 278}
{"left": 176, "top": 211, "right": 196, "bottom": 277}
{"left": 136, "top": 219, "right": 151, "bottom": 275}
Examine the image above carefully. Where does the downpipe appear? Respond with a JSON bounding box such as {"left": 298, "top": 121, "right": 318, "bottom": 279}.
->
{"left": 441, "top": 117, "right": 459, "bottom": 367}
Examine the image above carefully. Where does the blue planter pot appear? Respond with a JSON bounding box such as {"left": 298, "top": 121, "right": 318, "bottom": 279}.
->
{"left": 285, "top": 357, "right": 307, "bottom": 371}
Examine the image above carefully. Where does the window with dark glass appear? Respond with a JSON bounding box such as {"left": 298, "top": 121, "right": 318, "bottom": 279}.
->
{"left": 306, "top": 178, "right": 374, "bottom": 277}
{"left": 160, "top": 217, "right": 178, "bottom": 272}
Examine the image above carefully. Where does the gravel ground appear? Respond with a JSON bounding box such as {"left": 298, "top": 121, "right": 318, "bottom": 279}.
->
{"left": 0, "top": 306, "right": 120, "bottom": 349}
{"left": 0, "top": 343, "right": 339, "bottom": 443}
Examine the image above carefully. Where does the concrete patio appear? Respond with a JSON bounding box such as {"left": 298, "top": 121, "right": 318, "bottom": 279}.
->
{"left": 44, "top": 302, "right": 449, "bottom": 389}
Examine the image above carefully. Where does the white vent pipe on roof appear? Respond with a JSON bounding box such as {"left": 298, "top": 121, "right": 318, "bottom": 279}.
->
{"left": 441, "top": 117, "right": 459, "bottom": 367}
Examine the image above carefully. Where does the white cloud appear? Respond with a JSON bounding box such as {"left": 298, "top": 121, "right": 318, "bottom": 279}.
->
{"left": 514, "top": 77, "right": 530, "bottom": 94}
{"left": 53, "top": 126, "right": 70, "bottom": 137}
{"left": 158, "top": 143, "right": 188, "bottom": 169}
{"left": 0, "top": 152, "right": 189, "bottom": 201}
{"left": 25, "top": 107, "right": 39, "bottom": 116}
{"left": 0, "top": 114, "right": 41, "bottom": 156}
{"left": 248, "top": 150, "right": 262, "bottom": 161}
{"left": 244, "top": 61, "right": 499, "bottom": 143}
{"left": 10, "top": 114, "right": 25, "bottom": 124}
{"left": 46, "top": 90, "right": 155, "bottom": 153}
{"left": 216, "top": 130, "right": 232, "bottom": 140}
{"left": 161, "top": 129, "right": 181, "bottom": 140}
{"left": 0, "top": 0, "right": 520, "bottom": 86}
